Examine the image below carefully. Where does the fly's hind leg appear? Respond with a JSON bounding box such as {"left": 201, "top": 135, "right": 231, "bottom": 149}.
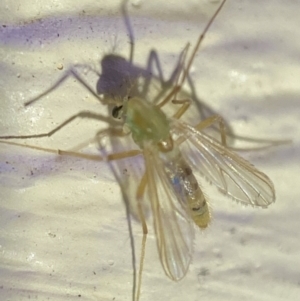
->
{"left": 195, "top": 115, "right": 227, "bottom": 146}
{"left": 175, "top": 114, "right": 228, "bottom": 148}
{"left": 154, "top": 44, "right": 190, "bottom": 109}
{"left": 170, "top": 92, "right": 227, "bottom": 147}
{"left": 133, "top": 172, "right": 148, "bottom": 301}
{"left": 122, "top": 0, "right": 187, "bottom": 105}
{"left": 94, "top": 121, "right": 148, "bottom": 301}
{"left": 171, "top": 98, "right": 192, "bottom": 120}
{"left": 155, "top": 0, "right": 227, "bottom": 111}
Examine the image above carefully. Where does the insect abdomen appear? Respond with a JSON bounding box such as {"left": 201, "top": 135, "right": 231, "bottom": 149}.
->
{"left": 180, "top": 165, "right": 210, "bottom": 229}
{"left": 163, "top": 149, "right": 211, "bottom": 229}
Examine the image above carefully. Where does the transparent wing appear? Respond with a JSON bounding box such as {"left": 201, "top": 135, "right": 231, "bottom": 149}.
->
{"left": 171, "top": 121, "right": 275, "bottom": 207}
{"left": 143, "top": 147, "right": 195, "bottom": 281}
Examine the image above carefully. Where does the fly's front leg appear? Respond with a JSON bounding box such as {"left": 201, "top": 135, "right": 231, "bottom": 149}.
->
{"left": 0, "top": 111, "right": 110, "bottom": 140}
{"left": 154, "top": 44, "right": 190, "bottom": 108}
{"left": 142, "top": 45, "right": 189, "bottom": 101}
{"left": 175, "top": 115, "right": 227, "bottom": 148}
{"left": 0, "top": 140, "right": 60, "bottom": 155}
{"left": 133, "top": 172, "right": 148, "bottom": 301}
{"left": 171, "top": 98, "right": 192, "bottom": 120}
{"left": 156, "top": 0, "right": 228, "bottom": 122}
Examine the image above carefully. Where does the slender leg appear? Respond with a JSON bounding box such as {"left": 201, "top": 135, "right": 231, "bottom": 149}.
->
{"left": 121, "top": 0, "right": 192, "bottom": 110}
{"left": 0, "top": 140, "right": 60, "bottom": 155}
{"left": 176, "top": 0, "right": 227, "bottom": 93}
{"left": 58, "top": 122, "right": 141, "bottom": 161}
{"left": 155, "top": 44, "right": 190, "bottom": 109}
{"left": 122, "top": 0, "right": 187, "bottom": 106}
{"left": 155, "top": 0, "right": 227, "bottom": 110}
{"left": 157, "top": 45, "right": 191, "bottom": 119}
{"left": 171, "top": 98, "right": 192, "bottom": 120}
{"left": 175, "top": 115, "right": 227, "bottom": 148}
{"left": 134, "top": 172, "right": 148, "bottom": 301}
{"left": 0, "top": 139, "right": 141, "bottom": 162}
{"left": 136, "top": 173, "right": 148, "bottom": 231}
{"left": 0, "top": 111, "right": 111, "bottom": 140}
{"left": 173, "top": 103, "right": 290, "bottom": 151}
{"left": 142, "top": 46, "right": 188, "bottom": 101}
{"left": 194, "top": 115, "right": 227, "bottom": 146}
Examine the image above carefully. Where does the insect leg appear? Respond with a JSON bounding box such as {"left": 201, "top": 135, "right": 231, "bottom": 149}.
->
{"left": 134, "top": 172, "right": 148, "bottom": 301}
{"left": 194, "top": 116, "right": 291, "bottom": 151}
{"left": 171, "top": 98, "right": 192, "bottom": 119}
{"left": 122, "top": 0, "right": 190, "bottom": 106}
{"left": 177, "top": 0, "right": 227, "bottom": 91}
{"left": 0, "top": 111, "right": 111, "bottom": 140}
{"left": 194, "top": 115, "right": 227, "bottom": 146}
{"left": 155, "top": 0, "right": 227, "bottom": 110}
{"left": 0, "top": 140, "right": 141, "bottom": 163}
{"left": 142, "top": 45, "right": 189, "bottom": 102}
{"left": 0, "top": 140, "right": 61, "bottom": 155}
{"left": 175, "top": 115, "right": 227, "bottom": 147}
{"left": 154, "top": 44, "right": 190, "bottom": 108}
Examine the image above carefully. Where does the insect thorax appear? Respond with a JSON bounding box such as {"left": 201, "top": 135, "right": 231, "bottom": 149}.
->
{"left": 125, "top": 97, "right": 170, "bottom": 148}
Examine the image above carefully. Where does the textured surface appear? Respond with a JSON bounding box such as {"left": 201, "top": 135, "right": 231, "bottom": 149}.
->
{"left": 0, "top": 0, "right": 299, "bottom": 300}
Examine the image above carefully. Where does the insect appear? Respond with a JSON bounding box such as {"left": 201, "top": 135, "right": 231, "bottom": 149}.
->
{"left": 0, "top": 0, "right": 277, "bottom": 300}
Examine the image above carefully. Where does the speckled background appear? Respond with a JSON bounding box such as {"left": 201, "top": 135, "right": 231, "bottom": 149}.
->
{"left": 0, "top": 1, "right": 299, "bottom": 300}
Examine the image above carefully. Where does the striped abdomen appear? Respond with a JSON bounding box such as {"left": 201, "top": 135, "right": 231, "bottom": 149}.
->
{"left": 162, "top": 149, "right": 210, "bottom": 229}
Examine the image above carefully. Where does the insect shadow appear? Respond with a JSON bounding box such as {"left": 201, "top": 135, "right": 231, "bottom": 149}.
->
{"left": 0, "top": 0, "right": 284, "bottom": 151}
{"left": 0, "top": 2, "right": 198, "bottom": 300}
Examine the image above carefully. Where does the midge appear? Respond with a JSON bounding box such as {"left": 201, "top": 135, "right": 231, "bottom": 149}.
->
{"left": 0, "top": 0, "right": 275, "bottom": 300}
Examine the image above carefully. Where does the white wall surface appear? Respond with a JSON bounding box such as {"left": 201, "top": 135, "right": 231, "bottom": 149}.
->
{"left": 0, "top": 1, "right": 299, "bottom": 300}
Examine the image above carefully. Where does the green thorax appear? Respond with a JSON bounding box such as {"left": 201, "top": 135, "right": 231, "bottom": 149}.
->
{"left": 125, "top": 97, "right": 170, "bottom": 148}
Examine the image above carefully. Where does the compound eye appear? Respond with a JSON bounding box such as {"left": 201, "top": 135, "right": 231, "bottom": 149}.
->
{"left": 112, "top": 105, "right": 123, "bottom": 119}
